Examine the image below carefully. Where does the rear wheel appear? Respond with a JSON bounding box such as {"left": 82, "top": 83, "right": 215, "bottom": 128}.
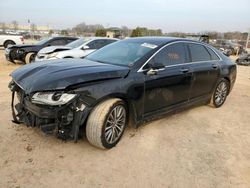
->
{"left": 4, "top": 40, "right": 15, "bottom": 48}
{"left": 86, "top": 98, "right": 127, "bottom": 149}
{"left": 210, "top": 78, "right": 230, "bottom": 108}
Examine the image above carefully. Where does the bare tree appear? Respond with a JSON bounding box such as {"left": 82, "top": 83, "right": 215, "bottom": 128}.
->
{"left": 72, "top": 22, "right": 104, "bottom": 35}
{"left": 121, "top": 26, "right": 131, "bottom": 37}
{"left": 12, "top": 20, "right": 18, "bottom": 31}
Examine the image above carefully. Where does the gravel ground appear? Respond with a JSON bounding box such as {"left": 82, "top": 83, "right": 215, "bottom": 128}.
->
{"left": 0, "top": 49, "right": 250, "bottom": 188}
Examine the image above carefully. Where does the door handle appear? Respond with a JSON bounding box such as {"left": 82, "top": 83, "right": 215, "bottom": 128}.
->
{"left": 180, "top": 68, "right": 189, "bottom": 73}
{"left": 212, "top": 64, "right": 218, "bottom": 69}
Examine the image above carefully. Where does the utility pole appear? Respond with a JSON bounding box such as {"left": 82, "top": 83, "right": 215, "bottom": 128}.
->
{"left": 246, "top": 28, "right": 250, "bottom": 49}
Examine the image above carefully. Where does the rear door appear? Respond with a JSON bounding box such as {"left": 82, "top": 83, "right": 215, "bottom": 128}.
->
{"left": 186, "top": 43, "right": 220, "bottom": 100}
{"left": 143, "top": 42, "right": 193, "bottom": 114}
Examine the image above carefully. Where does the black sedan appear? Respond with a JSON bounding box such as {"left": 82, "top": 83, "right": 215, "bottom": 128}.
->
{"left": 9, "top": 37, "right": 237, "bottom": 149}
{"left": 5, "top": 36, "right": 78, "bottom": 64}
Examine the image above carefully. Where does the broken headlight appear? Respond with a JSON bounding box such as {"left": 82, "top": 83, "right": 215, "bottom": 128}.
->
{"left": 47, "top": 52, "right": 58, "bottom": 59}
{"left": 31, "top": 92, "right": 77, "bottom": 106}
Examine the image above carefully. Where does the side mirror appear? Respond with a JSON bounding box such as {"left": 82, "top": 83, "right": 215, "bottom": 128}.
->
{"left": 150, "top": 62, "right": 165, "bottom": 70}
{"left": 146, "top": 62, "right": 165, "bottom": 75}
{"left": 82, "top": 45, "right": 90, "bottom": 50}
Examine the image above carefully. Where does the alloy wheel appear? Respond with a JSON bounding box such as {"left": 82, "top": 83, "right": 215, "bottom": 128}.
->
{"left": 214, "top": 81, "right": 228, "bottom": 106}
{"left": 104, "top": 105, "right": 126, "bottom": 144}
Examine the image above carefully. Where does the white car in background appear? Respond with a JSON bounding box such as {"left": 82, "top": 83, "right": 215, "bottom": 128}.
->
{"left": 35, "top": 37, "right": 119, "bottom": 61}
{"left": 0, "top": 35, "right": 24, "bottom": 48}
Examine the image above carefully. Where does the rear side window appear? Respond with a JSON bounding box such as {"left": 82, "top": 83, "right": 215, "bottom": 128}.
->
{"left": 104, "top": 39, "right": 117, "bottom": 45}
{"left": 206, "top": 47, "right": 220, "bottom": 60}
{"left": 66, "top": 38, "right": 76, "bottom": 44}
{"left": 188, "top": 43, "right": 211, "bottom": 62}
{"left": 49, "top": 39, "right": 66, "bottom": 46}
{"left": 153, "top": 43, "right": 186, "bottom": 66}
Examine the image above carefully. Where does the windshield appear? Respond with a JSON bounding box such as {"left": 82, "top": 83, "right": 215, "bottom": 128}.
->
{"left": 66, "top": 37, "right": 91, "bottom": 48}
{"left": 36, "top": 38, "right": 51, "bottom": 45}
{"left": 86, "top": 40, "right": 157, "bottom": 66}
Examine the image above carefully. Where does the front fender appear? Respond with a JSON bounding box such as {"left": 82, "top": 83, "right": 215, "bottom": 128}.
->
{"left": 73, "top": 74, "right": 145, "bottom": 126}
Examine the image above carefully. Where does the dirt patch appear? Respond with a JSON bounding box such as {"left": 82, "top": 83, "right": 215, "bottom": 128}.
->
{"left": 0, "top": 50, "right": 250, "bottom": 188}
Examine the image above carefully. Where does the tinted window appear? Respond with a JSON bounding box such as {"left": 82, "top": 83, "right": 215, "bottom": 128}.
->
{"left": 152, "top": 43, "right": 186, "bottom": 66}
{"left": 66, "top": 38, "right": 76, "bottom": 44}
{"left": 188, "top": 43, "right": 211, "bottom": 62}
{"left": 49, "top": 39, "right": 66, "bottom": 46}
{"left": 105, "top": 39, "right": 117, "bottom": 45}
{"left": 206, "top": 47, "right": 220, "bottom": 60}
{"left": 88, "top": 40, "right": 107, "bottom": 49}
{"left": 66, "top": 38, "right": 91, "bottom": 48}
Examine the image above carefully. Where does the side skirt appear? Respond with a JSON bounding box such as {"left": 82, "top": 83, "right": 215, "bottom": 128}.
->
{"left": 141, "top": 94, "right": 211, "bottom": 125}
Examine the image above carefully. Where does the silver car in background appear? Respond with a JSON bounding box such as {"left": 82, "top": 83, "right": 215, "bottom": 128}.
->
{"left": 35, "top": 37, "right": 119, "bottom": 61}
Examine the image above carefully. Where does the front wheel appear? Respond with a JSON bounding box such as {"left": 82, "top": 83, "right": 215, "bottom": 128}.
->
{"left": 210, "top": 78, "right": 230, "bottom": 108}
{"left": 86, "top": 99, "right": 127, "bottom": 149}
{"left": 25, "top": 53, "right": 36, "bottom": 64}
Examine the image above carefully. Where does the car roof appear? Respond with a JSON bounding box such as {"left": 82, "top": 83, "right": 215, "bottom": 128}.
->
{"left": 85, "top": 37, "right": 119, "bottom": 40}
{"left": 124, "top": 36, "right": 203, "bottom": 46}
{"left": 50, "top": 36, "right": 78, "bottom": 40}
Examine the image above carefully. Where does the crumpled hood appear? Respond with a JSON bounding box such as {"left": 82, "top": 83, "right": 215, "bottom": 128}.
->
{"left": 38, "top": 46, "right": 72, "bottom": 54}
{"left": 11, "top": 59, "right": 129, "bottom": 94}
{"left": 9, "top": 44, "right": 37, "bottom": 49}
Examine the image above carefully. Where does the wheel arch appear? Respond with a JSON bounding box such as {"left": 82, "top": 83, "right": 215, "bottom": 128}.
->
{"left": 83, "top": 93, "right": 138, "bottom": 128}
{"left": 222, "top": 76, "right": 231, "bottom": 94}
{"left": 3, "top": 40, "right": 15, "bottom": 48}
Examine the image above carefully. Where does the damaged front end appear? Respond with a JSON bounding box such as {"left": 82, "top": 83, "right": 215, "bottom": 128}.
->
{"left": 9, "top": 80, "right": 89, "bottom": 141}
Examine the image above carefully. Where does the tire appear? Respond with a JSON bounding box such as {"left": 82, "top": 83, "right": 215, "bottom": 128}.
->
{"left": 25, "top": 53, "right": 36, "bottom": 64}
{"left": 210, "top": 78, "right": 230, "bottom": 108}
{"left": 86, "top": 98, "right": 127, "bottom": 149}
{"left": 3, "top": 40, "right": 15, "bottom": 48}
{"left": 8, "top": 50, "right": 16, "bottom": 63}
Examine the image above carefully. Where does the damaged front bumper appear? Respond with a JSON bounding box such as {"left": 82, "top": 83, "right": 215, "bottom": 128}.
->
{"left": 9, "top": 81, "right": 90, "bottom": 141}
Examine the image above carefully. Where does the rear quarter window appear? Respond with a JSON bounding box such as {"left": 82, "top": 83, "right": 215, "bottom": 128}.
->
{"left": 188, "top": 43, "right": 211, "bottom": 62}
{"left": 206, "top": 47, "right": 220, "bottom": 60}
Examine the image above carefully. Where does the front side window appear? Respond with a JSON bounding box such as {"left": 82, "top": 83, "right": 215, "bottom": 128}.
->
{"left": 151, "top": 43, "right": 186, "bottom": 66}
{"left": 87, "top": 40, "right": 100, "bottom": 49}
{"left": 87, "top": 40, "right": 112, "bottom": 49}
{"left": 67, "top": 38, "right": 91, "bottom": 48}
{"left": 188, "top": 43, "right": 211, "bottom": 62}
{"left": 94, "top": 40, "right": 108, "bottom": 49}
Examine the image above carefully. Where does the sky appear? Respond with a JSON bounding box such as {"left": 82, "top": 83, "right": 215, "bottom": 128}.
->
{"left": 0, "top": 0, "right": 249, "bottom": 33}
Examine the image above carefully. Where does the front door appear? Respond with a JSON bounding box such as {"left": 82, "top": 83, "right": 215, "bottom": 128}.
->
{"left": 143, "top": 42, "right": 193, "bottom": 115}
